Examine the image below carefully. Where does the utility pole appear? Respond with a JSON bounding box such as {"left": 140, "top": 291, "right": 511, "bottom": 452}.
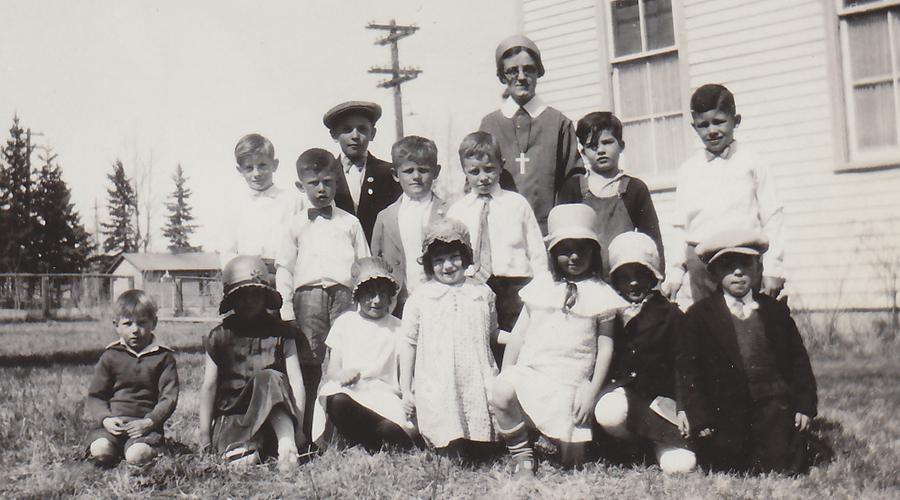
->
{"left": 367, "top": 19, "right": 422, "bottom": 140}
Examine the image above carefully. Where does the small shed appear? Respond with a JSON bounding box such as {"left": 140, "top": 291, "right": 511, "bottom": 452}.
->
{"left": 109, "top": 252, "right": 222, "bottom": 317}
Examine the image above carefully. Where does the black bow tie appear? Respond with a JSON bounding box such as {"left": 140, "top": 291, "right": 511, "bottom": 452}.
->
{"left": 308, "top": 206, "right": 333, "bottom": 220}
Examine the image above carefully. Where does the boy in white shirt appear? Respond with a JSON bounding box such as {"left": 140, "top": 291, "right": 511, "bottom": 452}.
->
{"left": 371, "top": 136, "right": 448, "bottom": 317}
{"left": 663, "top": 84, "right": 785, "bottom": 305}
{"left": 447, "top": 131, "right": 550, "bottom": 364}
{"left": 276, "top": 148, "right": 370, "bottom": 439}
{"left": 218, "top": 133, "right": 302, "bottom": 279}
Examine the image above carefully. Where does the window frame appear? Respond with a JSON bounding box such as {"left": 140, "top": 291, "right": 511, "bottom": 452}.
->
{"left": 836, "top": 0, "right": 900, "bottom": 170}
{"left": 604, "top": 0, "right": 688, "bottom": 189}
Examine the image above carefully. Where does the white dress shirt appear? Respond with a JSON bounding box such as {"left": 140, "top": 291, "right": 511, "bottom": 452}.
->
{"left": 341, "top": 155, "right": 368, "bottom": 209}
{"left": 447, "top": 186, "right": 550, "bottom": 279}
{"left": 669, "top": 141, "right": 785, "bottom": 280}
{"left": 397, "top": 193, "right": 433, "bottom": 293}
{"left": 217, "top": 184, "right": 302, "bottom": 267}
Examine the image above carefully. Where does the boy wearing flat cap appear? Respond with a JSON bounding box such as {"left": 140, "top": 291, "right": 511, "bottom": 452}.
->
{"left": 479, "top": 35, "right": 581, "bottom": 233}
{"left": 323, "top": 101, "right": 402, "bottom": 244}
{"left": 677, "top": 228, "right": 817, "bottom": 474}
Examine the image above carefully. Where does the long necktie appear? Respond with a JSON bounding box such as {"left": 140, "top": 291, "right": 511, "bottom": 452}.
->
{"left": 514, "top": 107, "right": 531, "bottom": 155}
{"left": 475, "top": 194, "right": 492, "bottom": 281}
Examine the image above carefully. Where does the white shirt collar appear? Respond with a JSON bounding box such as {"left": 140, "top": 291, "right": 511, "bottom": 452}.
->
{"left": 340, "top": 154, "right": 368, "bottom": 173}
{"left": 107, "top": 338, "right": 164, "bottom": 358}
{"left": 249, "top": 184, "right": 280, "bottom": 198}
{"left": 500, "top": 94, "right": 548, "bottom": 119}
{"left": 723, "top": 289, "right": 759, "bottom": 319}
{"left": 704, "top": 140, "right": 739, "bottom": 162}
{"left": 400, "top": 192, "right": 433, "bottom": 206}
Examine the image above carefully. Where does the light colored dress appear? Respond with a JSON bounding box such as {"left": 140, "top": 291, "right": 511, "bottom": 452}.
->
{"left": 402, "top": 278, "right": 499, "bottom": 447}
{"left": 504, "top": 276, "right": 628, "bottom": 442}
{"left": 312, "top": 311, "right": 415, "bottom": 441}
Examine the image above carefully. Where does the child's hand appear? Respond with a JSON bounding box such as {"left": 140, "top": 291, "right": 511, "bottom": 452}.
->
{"left": 102, "top": 417, "right": 125, "bottom": 435}
{"left": 762, "top": 276, "right": 786, "bottom": 298}
{"left": 401, "top": 392, "right": 416, "bottom": 418}
{"left": 677, "top": 411, "right": 690, "bottom": 438}
{"left": 336, "top": 369, "right": 361, "bottom": 387}
{"left": 572, "top": 382, "right": 596, "bottom": 426}
{"left": 795, "top": 412, "right": 810, "bottom": 432}
{"left": 698, "top": 427, "right": 713, "bottom": 438}
{"left": 123, "top": 418, "right": 154, "bottom": 439}
{"left": 660, "top": 278, "right": 681, "bottom": 299}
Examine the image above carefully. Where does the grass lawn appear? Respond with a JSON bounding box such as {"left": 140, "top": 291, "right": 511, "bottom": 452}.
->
{"left": 0, "top": 320, "right": 898, "bottom": 499}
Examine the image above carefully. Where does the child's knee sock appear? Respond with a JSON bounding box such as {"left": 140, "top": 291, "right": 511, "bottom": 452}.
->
{"left": 499, "top": 422, "right": 532, "bottom": 464}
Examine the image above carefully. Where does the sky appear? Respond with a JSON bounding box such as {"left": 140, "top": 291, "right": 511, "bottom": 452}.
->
{"left": 0, "top": 0, "right": 518, "bottom": 251}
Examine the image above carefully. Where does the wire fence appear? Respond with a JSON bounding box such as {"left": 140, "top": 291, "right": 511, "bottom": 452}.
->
{"left": 0, "top": 274, "right": 222, "bottom": 322}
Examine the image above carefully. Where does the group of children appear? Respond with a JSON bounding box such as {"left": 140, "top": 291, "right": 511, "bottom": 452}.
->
{"left": 85, "top": 34, "right": 821, "bottom": 480}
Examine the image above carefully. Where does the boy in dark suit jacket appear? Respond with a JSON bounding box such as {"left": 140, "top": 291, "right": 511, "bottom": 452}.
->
{"left": 594, "top": 231, "right": 695, "bottom": 474}
{"left": 678, "top": 229, "right": 817, "bottom": 474}
{"left": 371, "top": 136, "right": 447, "bottom": 316}
{"left": 323, "top": 101, "right": 402, "bottom": 244}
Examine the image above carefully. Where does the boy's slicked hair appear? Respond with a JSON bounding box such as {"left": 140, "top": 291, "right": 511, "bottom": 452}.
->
{"left": 458, "top": 131, "right": 504, "bottom": 168}
{"left": 234, "top": 133, "right": 275, "bottom": 162}
{"left": 295, "top": 148, "right": 337, "bottom": 178}
{"left": 690, "top": 84, "right": 737, "bottom": 116}
{"left": 114, "top": 289, "right": 158, "bottom": 322}
{"left": 392, "top": 135, "right": 438, "bottom": 168}
{"left": 576, "top": 112, "right": 624, "bottom": 147}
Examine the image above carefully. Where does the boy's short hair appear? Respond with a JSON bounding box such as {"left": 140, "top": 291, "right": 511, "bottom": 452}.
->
{"left": 392, "top": 136, "right": 438, "bottom": 168}
{"left": 690, "top": 84, "right": 737, "bottom": 116}
{"left": 458, "top": 131, "right": 504, "bottom": 167}
{"left": 576, "top": 112, "right": 624, "bottom": 147}
{"left": 234, "top": 133, "right": 275, "bottom": 162}
{"left": 295, "top": 148, "right": 337, "bottom": 179}
{"left": 114, "top": 289, "right": 158, "bottom": 322}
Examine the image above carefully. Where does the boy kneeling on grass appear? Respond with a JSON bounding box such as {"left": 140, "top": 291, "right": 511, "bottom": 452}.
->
{"left": 86, "top": 290, "right": 179, "bottom": 467}
{"left": 678, "top": 229, "right": 817, "bottom": 474}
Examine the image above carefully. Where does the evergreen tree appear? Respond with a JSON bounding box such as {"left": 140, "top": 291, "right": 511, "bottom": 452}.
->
{"left": 31, "top": 150, "right": 94, "bottom": 272}
{"left": 163, "top": 164, "right": 200, "bottom": 253}
{"left": 101, "top": 160, "right": 138, "bottom": 256}
{"left": 0, "top": 116, "right": 36, "bottom": 272}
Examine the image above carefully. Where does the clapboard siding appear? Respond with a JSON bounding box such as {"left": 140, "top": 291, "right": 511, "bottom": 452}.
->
{"left": 520, "top": 0, "right": 900, "bottom": 312}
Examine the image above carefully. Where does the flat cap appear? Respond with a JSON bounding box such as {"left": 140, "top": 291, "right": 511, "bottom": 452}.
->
{"left": 323, "top": 101, "right": 382, "bottom": 130}
{"left": 696, "top": 228, "right": 769, "bottom": 265}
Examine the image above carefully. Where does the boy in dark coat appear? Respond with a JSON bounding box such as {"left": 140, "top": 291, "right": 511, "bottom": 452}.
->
{"left": 594, "top": 231, "right": 695, "bottom": 474}
{"left": 678, "top": 229, "right": 817, "bottom": 474}
{"left": 323, "top": 101, "right": 402, "bottom": 244}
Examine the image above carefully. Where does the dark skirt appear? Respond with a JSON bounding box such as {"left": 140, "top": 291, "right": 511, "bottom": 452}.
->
{"left": 212, "top": 369, "right": 298, "bottom": 456}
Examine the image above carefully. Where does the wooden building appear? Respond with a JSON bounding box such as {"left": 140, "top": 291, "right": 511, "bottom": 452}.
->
{"left": 514, "top": 0, "right": 900, "bottom": 334}
{"left": 109, "top": 252, "right": 221, "bottom": 317}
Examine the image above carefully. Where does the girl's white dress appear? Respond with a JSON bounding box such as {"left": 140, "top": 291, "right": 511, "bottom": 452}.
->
{"left": 504, "top": 276, "right": 628, "bottom": 442}
{"left": 402, "top": 278, "right": 499, "bottom": 447}
{"left": 312, "top": 311, "right": 415, "bottom": 442}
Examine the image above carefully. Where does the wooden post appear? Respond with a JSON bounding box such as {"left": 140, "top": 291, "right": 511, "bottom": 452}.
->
{"left": 174, "top": 277, "right": 184, "bottom": 317}
{"left": 41, "top": 276, "right": 51, "bottom": 319}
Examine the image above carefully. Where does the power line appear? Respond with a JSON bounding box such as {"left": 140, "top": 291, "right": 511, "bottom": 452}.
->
{"left": 367, "top": 19, "right": 422, "bottom": 140}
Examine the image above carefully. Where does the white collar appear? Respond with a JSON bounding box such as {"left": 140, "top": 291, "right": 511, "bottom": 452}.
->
{"left": 341, "top": 154, "right": 368, "bottom": 173}
{"left": 723, "top": 290, "right": 759, "bottom": 319}
{"left": 400, "top": 192, "right": 434, "bottom": 207}
{"left": 107, "top": 338, "right": 165, "bottom": 358}
{"left": 500, "top": 94, "right": 548, "bottom": 119}
{"left": 249, "top": 184, "right": 280, "bottom": 198}
{"left": 704, "top": 140, "right": 738, "bottom": 162}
